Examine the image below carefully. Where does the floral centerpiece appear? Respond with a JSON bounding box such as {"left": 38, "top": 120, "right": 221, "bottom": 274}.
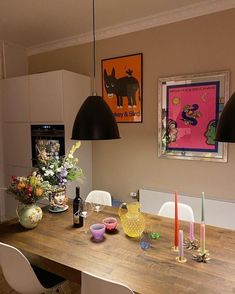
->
{"left": 35, "top": 141, "right": 83, "bottom": 187}
{"left": 8, "top": 175, "right": 50, "bottom": 229}
{"left": 35, "top": 141, "right": 83, "bottom": 212}
{"left": 8, "top": 175, "right": 50, "bottom": 204}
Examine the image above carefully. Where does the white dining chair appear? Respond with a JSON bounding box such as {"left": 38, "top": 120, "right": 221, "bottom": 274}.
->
{"left": 81, "top": 271, "right": 134, "bottom": 294}
{"left": 158, "top": 201, "right": 194, "bottom": 222}
{"left": 85, "top": 190, "right": 112, "bottom": 206}
{"left": 0, "top": 242, "right": 66, "bottom": 294}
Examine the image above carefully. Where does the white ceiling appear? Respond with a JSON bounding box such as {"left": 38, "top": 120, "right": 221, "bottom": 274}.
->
{"left": 0, "top": 0, "right": 234, "bottom": 54}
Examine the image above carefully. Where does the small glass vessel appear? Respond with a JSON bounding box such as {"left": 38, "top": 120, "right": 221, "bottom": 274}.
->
{"left": 118, "top": 202, "right": 145, "bottom": 238}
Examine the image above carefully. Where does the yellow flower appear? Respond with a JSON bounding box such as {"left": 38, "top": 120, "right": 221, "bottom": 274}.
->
{"left": 69, "top": 141, "right": 81, "bottom": 155}
{"left": 30, "top": 176, "right": 38, "bottom": 187}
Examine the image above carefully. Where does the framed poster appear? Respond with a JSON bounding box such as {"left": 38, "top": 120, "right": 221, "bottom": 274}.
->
{"left": 158, "top": 71, "right": 229, "bottom": 162}
{"left": 101, "top": 53, "right": 143, "bottom": 123}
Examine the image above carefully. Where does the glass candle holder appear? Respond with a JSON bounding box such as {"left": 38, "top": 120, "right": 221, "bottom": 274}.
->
{"left": 102, "top": 217, "right": 118, "bottom": 231}
{"left": 90, "top": 223, "right": 105, "bottom": 240}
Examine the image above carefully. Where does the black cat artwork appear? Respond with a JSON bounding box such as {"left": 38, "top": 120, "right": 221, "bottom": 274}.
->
{"left": 104, "top": 67, "right": 140, "bottom": 108}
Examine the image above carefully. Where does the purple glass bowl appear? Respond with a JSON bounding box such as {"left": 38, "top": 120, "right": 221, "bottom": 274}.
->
{"left": 102, "top": 217, "right": 118, "bottom": 231}
{"left": 90, "top": 223, "right": 105, "bottom": 240}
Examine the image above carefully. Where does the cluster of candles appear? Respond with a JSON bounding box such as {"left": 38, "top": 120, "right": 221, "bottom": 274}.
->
{"left": 174, "top": 191, "right": 207, "bottom": 263}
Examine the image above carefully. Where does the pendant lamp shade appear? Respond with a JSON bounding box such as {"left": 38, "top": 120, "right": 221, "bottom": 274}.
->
{"left": 215, "top": 92, "right": 235, "bottom": 142}
{"left": 71, "top": 95, "right": 120, "bottom": 140}
{"left": 71, "top": 0, "right": 120, "bottom": 140}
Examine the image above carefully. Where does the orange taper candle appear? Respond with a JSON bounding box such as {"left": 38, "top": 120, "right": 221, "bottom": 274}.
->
{"left": 174, "top": 192, "right": 179, "bottom": 248}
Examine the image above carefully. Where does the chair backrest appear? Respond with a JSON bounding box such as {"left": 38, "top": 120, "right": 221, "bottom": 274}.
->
{"left": 85, "top": 190, "right": 112, "bottom": 206}
{"left": 0, "top": 242, "right": 45, "bottom": 294}
{"left": 158, "top": 201, "right": 194, "bottom": 222}
{"left": 81, "top": 272, "right": 134, "bottom": 294}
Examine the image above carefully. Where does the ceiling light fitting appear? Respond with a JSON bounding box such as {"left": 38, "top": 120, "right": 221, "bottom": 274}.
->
{"left": 71, "top": 0, "right": 120, "bottom": 140}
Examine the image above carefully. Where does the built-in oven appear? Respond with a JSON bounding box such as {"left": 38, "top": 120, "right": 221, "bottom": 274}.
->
{"left": 31, "top": 124, "right": 65, "bottom": 166}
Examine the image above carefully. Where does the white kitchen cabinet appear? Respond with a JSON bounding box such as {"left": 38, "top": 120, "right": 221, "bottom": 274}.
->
{"left": 2, "top": 70, "right": 92, "bottom": 221}
{"left": 3, "top": 123, "right": 31, "bottom": 167}
{"left": 3, "top": 76, "right": 29, "bottom": 122}
{"left": 29, "top": 71, "right": 64, "bottom": 123}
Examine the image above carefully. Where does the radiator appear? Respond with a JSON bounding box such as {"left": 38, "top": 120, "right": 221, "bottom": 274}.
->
{"left": 139, "top": 188, "right": 235, "bottom": 230}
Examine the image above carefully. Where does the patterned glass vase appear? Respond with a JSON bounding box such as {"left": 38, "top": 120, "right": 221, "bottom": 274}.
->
{"left": 16, "top": 203, "right": 43, "bottom": 229}
{"left": 118, "top": 202, "right": 145, "bottom": 238}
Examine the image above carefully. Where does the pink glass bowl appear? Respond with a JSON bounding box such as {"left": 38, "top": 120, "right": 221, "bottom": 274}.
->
{"left": 102, "top": 217, "right": 118, "bottom": 231}
{"left": 90, "top": 223, "right": 105, "bottom": 240}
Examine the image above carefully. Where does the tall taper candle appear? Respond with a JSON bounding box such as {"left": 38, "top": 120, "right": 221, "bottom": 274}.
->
{"left": 200, "top": 223, "right": 206, "bottom": 254}
{"left": 201, "top": 192, "right": 205, "bottom": 223}
{"left": 189, "top": 221, "right": 195, "bottom": 241}
{"left": 174, "top": 192, "right": 179, "bottom": 248}
{"left": 179, "top": 230, "right": 184, "bottom": 257}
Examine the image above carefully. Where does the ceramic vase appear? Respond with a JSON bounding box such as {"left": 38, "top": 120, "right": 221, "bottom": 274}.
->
{"left": 49, "top": 185, "right": 68, "bottom": 213}
{"left": 16, "top": 203, "right": 43, "bottom": 229}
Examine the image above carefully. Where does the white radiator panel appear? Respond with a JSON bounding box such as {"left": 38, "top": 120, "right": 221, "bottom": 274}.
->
{"left": 139, "top": 188, "right": 235, "bottom": 230}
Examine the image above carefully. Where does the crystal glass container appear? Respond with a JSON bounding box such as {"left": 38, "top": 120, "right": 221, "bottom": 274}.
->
{"left": 118, "top": 202, "right": 145, "bottom": 238}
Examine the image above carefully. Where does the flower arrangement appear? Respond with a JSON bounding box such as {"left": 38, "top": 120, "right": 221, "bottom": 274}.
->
{"left": 35, "top": 141, "right": 83, "bottom": 188}
{"left": 8, "top": 175, "right": 50, "bottom": 204}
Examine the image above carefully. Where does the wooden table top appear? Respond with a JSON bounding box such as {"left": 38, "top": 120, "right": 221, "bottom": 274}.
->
{"left": 0, "top": 204, "right": 235, "bottom": 294}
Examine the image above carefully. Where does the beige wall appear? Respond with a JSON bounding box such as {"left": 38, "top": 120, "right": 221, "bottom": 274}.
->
{"left": 0, "top": 79, "right": 6, "bottom": 221}
{"left": 3, "top": 42, "right": 28, "bottom": 78}
{"left": 29, "top": 9, "right": 235, "bottom": 202}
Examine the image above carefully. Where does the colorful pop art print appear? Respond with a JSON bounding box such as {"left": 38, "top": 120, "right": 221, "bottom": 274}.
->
{"left": 101, "top": 53, "right": 143, "bottom": 123}
{"left": 158, "top": 71, "right": 229, "bottom": 162}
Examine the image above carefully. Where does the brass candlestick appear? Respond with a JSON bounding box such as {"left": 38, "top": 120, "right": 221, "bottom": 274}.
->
{"left": 172, "top": 246, "right": 179, "bottom": 252}
{"left": 176, "top": 256, "right": 187, "bottom": 263}
{"left": 198, "top": 247, "right": 209, "bottom": 254}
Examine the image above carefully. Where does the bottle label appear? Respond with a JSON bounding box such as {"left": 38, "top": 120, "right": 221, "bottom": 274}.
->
{"left": 73, "top": 211, "right": 80, "bottom": 224}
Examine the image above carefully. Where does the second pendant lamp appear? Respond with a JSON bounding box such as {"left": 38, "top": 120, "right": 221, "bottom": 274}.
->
{"left": 71, "top": 0, "right": 120, "bottom": 140}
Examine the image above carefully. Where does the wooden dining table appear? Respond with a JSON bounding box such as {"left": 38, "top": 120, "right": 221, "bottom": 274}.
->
{"left": 0, "top": 203, "right": 235, "bottom": 294}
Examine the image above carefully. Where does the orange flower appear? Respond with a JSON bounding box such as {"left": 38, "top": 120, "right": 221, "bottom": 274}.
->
{"left": 35, "top": 188, "right": 43, "bottom": 197}
{"left": 17, "top": 182, "right": 26, "bottom": 191}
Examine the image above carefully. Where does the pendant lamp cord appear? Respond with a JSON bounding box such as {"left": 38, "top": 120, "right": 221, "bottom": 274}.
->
{"left": 92, "top": 0, "right": 96, "bottom": 95}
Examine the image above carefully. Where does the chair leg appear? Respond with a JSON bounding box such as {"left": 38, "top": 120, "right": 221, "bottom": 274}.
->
{"left": 60, "top": 284, "right": 67, "bottom": 294}
{"left": 50, "top": 284, "right": 67, "bottom": 294}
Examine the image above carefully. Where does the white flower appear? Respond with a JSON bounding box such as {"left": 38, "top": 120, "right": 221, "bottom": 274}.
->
{"left": 42, "top": 167, "right": 46, "bottom": 171}
{"left": 56, "top": 167, "right": 62, "bottom": 172}
{"left": 49, "top": 165, "right": 54, "bottom": 169}
{"left": 68, "top": 154, "right": 73, "bottom": 159}
{"left": 44, "top": 170, "right": 54, "bottom": 177}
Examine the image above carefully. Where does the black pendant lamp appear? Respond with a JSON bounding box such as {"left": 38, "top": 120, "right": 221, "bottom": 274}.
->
{"left": 71, "top": 0, "right": 120, "bottom": 140}
{"left": 215, "top": 92, "right": 235, "bottom": 142}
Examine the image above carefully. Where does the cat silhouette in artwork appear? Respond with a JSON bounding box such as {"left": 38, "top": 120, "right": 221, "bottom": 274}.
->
{"left": 104, "top": 67, "right": 140, "bottom": 108}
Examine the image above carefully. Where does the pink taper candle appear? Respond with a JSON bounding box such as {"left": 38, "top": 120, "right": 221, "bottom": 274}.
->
{"left": 200, "top": 223, "right": 206, "bottom": 254}
{"left": 174, "top": 192, "right": 179, "bottom": 248}
{"left": 179, "top": 230, "right": 184, "bottom": 258}
{"left": 189, "top": 221, "right": 195, "bottom": 241}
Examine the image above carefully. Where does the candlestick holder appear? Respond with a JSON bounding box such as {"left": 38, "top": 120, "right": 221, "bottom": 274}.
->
{"left": 198, "top": 247, "right": 209, "bottom": 254}
{"left": 183, "top": 238, "right": 199, "bottom": 250}
{"left": 171, "top": 246, "right": 179, "bottom": 252}
{"left": 176, "top": 256, "right": 187, "bottom": 263}
{"left": 192, "top": 251, "right": 210, "bottom": 263}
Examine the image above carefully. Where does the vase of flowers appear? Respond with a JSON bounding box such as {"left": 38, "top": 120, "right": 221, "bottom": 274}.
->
{"left": 8, "top": 175, "right": 50, "bottom": 229}
{"left": 35, "top": 141, "right": 83, "bottom": 212}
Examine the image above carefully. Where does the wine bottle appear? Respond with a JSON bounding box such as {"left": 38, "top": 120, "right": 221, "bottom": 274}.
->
{"left": 73, "top": 187, "right": 84, "bottom": 228}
